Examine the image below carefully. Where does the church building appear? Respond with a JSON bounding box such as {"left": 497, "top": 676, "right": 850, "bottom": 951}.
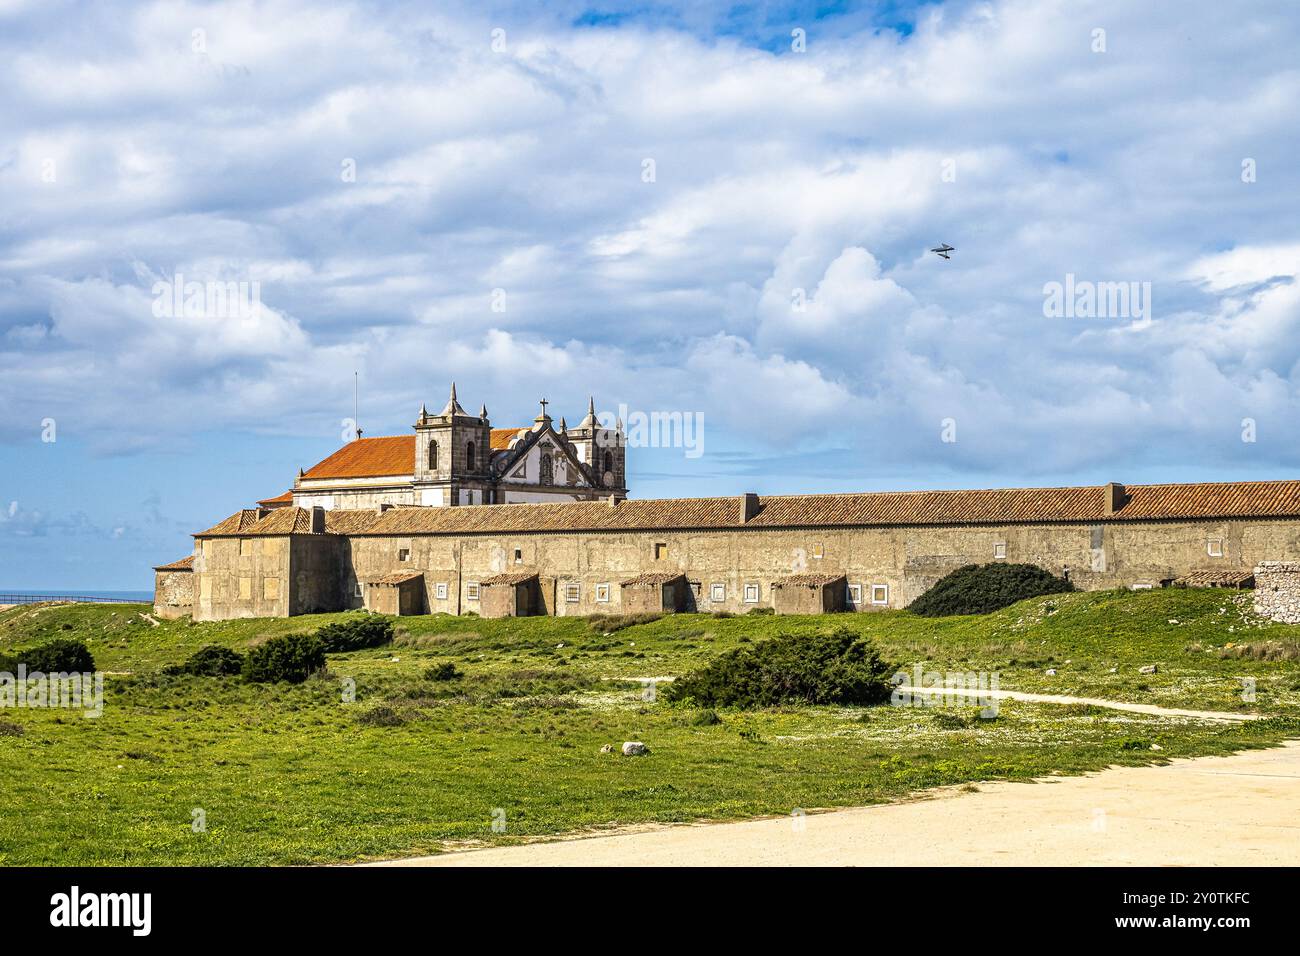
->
{"left": 256, "top": 385, "right": 627, "bottom": 511}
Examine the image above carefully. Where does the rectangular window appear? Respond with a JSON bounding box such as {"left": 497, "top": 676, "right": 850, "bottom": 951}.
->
{"left": 710, "top": 583, "right": 726, "bottom": 603}
{"left": 871, "top": 584, "right": 889, "bottom": 606}
{"left": 994, "top": 542, "right": 1007, "bottom": 559}
{"left": 239, "top": 538, "right": 252, "bottom": 557}
{"left": 398, "top": 548, "right": 410, "bottom": 562}
{"left": 811, "top": 543, "right": 824, "bottom": 559}
{"left": 847, "top": 583, "right": 862, "bottom": 604}
{"left": 565, "top": 583, "right": 581, "bottom": 603}
{"left": 743, "top": 583, "right": 760, "bottom": 604}
{"left": 654, "top": 542, "right": 668, "bottom": 560}
{"left": 466, "top": 582, "right": 480, "bottom": 601}
{"left": 435, "top": 582, "right": 448, "bottom": 601}
{"left": 690, "top": 580, "right": 702, "bottom": 598}
{"left": 354, "top": 582, "right": 363, "bottom": 598}
{"left": 264, "top": 577, "right": 279, "bottom": 600}
{"left": 595, "top": 583, "right": 610, "bottom": 603}
{"left": 1207, "top": 538, "right": 1224, "bottom": 557}
{"left": 514, "top": 548, "right": 523, "bottom": 564}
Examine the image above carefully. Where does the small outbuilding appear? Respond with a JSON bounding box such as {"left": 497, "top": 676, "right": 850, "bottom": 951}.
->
{"left": 620, "top": 572, "right": 689, "bottom": 613}
{"left": 480, "top": 571, "right": 544, "bottom": 618}
{"left": 153, "top": 555, "right": 196, "bottom": 619}
{"left": 771, "top": 572, "right": 847, "bottom": 615}
{"left": 364, "top": 571, "right": 425, "bottom": 615}
{"left": 1175, "top": 570, "right": 1255, "bottom": 590}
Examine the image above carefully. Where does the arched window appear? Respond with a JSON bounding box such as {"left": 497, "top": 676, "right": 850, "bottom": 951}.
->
{"left": 466, "top": 441, "right": 476, "bottom": 471}
{"left": 428, "top": 440, "right": 438, "bottom": 471}
{"left": 603, "top": 451, "right": 614, "bottom": 475}
{"left": 539, "top": 452, "right": 554, "bottom": 485}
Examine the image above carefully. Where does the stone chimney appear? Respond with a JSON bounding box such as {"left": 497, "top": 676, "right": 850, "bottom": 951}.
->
{"left": 310, "top": 506, "right": 327, "bottom": 534}
{"left": 740, "top": 492, "right": 760, "bottom": 524}
{"left": 1103, "top": 482, "right": 1127, "bottom": 516}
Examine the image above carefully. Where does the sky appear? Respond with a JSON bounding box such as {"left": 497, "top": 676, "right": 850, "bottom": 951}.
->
{"left": 1, "top": 0, "right": 1298, "bottom": 589}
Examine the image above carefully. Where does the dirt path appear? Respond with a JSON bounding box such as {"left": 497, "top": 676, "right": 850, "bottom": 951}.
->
{"left": 368, "top": 741, "right": 1300, "bottom": 867}
{"left": 897, "top": 684, "right": 1259, "bottom": 722}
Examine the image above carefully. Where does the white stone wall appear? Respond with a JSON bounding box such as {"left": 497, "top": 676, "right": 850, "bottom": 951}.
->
{"left": 1253, "top": 561, "right": 1300, "bottom": 624}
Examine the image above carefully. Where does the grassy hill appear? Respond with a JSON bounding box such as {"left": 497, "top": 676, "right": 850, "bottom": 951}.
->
{"left": 1, "top": 588, "right": 1297, "bottom": 865}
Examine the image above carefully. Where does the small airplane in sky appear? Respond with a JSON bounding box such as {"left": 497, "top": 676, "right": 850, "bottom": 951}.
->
{"left": 930, "top": 243, "right": 955, "bottom": 259}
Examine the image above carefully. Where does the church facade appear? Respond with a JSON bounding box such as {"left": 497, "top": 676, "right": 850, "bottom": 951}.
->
{"left": 256, "top": 385, "right": 627, "bottom": 512}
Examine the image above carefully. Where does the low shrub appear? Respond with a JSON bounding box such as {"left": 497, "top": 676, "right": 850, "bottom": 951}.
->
{"left": 586, "top": 612, "right": 662, "bottom": 634}
{"left": 423, "top": 661, "right": 462, "bottom": 681}
{"left": 164, "top": 645, "right": 244, "bottom": 677}
{"left": 0, "top": 721, "right": 24, "bottom": 737}
{"left": 908, "top": 563, "right": 1075, "bottom": 617}
{"left": 10, "top": 639, "right": 96, "bottom": 673}
{"left": 665, "top": 629, "right": 895, "bottom": 708}
{"left": 242, "top": 634, "right": 325, "bottom": 684}
{"left": 745, "top": 606, "right": 775, "bottom": 616}
{"left": 314, "top": 615, "right": 394, "bottom": 653}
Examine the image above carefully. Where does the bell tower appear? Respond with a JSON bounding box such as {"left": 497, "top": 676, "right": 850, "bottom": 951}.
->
{"left": 413, "top": 383, "right": 493, "bottom": 506}
{"left": 569, "top": 396, "right": 627, "bottom": 496}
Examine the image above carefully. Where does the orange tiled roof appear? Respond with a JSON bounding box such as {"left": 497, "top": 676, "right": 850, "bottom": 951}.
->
{"left": 365, "top": 571, "right": 425, "bottom": 586}
{"left": 480, "top": 571, "right": 539, "bottom": 585}
{"left": 622, "top": 571, "right": 687, "bottom": 586}
{"left": 300, "top": 429, "right": 530, "bottom": 481}
{"left": 153, "top": 555, "right": 195, "bottom": 572}
{"left": 490, "top": 427, "right": 526, "bottom": 451}
{"left": 257, "top": 490, "right": 293, "bottom": 506}
{"left": 194, "top": 480, "right": 1300, "bottom": 538}
{"left": 774, "top": 572, "right": 847, "bottom": 587}
{"left": 301, "top": 436, "right": 415, "bottom": 480}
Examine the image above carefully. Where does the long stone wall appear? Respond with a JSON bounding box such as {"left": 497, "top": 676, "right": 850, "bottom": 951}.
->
{"left": 181, "top": 516, "right": 1300, "bottom": 621}
{"left": 1253, "top": 561, "right": 1300, "bottom": 624}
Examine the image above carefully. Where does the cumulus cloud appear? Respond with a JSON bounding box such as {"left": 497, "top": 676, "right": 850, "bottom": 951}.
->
{"left": 0, "top": 0, "right": 1298, "bottom": 483}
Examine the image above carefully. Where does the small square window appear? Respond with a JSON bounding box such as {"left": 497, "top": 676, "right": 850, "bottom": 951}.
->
{"left": 514, "top": 549, "right": 523, "bottom": 564}
{"left": 565, "top": 583, "right": 581, "bottom": 603}
{"left": 690, "top": 580, "right": 702, "bottom": 598}
{"left": 398, "top": 548, "right": 410, "bottom": 562}
{"left": 466, "top": 582, "right": 480, "bottom": 601}
{"left": 654, "top": 542, "right": 668, "bottom": 560}
{"left": 811, "top": 543, "right": 824, "bottom": 559}
{"left": 847, "top": 583, "right": 862, "bottom": 604}
{"left": 595, "top": 583, "right": 610, "bottom": 603}
{"left": 1207, "top": 539, "right": 1224, "bottom": 557}
{"left": 435, "top": 582, "right": 448, "bottom": 601}
{"left": 354, "top": 582, "right": 363, "bottom": 598}
{"left": 871, "top": 584, "right": 889, "bottom": 606}
{"left": 710, "top": 583, "right": 726, "bottom": 603}
{"left": 743, "top": 583, "right": 760, "bottom": 604}
{"left": 994, "top": 542, "right": 1006, "bottom": 560}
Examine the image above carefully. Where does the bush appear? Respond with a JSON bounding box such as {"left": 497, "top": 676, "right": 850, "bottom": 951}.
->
{"left": 314, "top": 615, "right": 394, "bottom": 653}
{"left": 242, "top": 634, "right": 325, "bottom": 684}
{"left": 908, "top": 563, "right": 1075, "bottom": 617}
{"left": 745, "top": 606, "right": 775, "bottom": 616}
{"left": 423, "top": 661, "right": 462, "bottom": 681}
{"left": 164, "top": 645, "right": 244, "bottom": 677}
{"left": 586, "top": 612, "right": 662, "bottom": 634}
{"left": 664, "top": 629, "right": 895, "bottom": 708}
{"left": 13, "top": 639, "right": 95, "bottom": 673}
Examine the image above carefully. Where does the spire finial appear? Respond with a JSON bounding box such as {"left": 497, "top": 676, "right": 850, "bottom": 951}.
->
{"left": 479, "top": 403, "right": 488, "bottom": 419}
{"left": 440, "top": 381, "right": 466, "bottom": 417}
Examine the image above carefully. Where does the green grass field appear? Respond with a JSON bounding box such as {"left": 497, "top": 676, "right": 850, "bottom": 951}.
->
{"left": 1, "top": 588, "right": 1298, "bottom": 865}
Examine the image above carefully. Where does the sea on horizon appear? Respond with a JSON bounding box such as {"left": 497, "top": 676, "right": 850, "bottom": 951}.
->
{"left": 0, "top": 588, "right": 153, "bottom": 603}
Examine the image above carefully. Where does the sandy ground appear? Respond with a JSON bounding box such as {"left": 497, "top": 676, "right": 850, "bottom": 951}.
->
{"left": 368, "top": 741, "right": 1300, "bottom": 867}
